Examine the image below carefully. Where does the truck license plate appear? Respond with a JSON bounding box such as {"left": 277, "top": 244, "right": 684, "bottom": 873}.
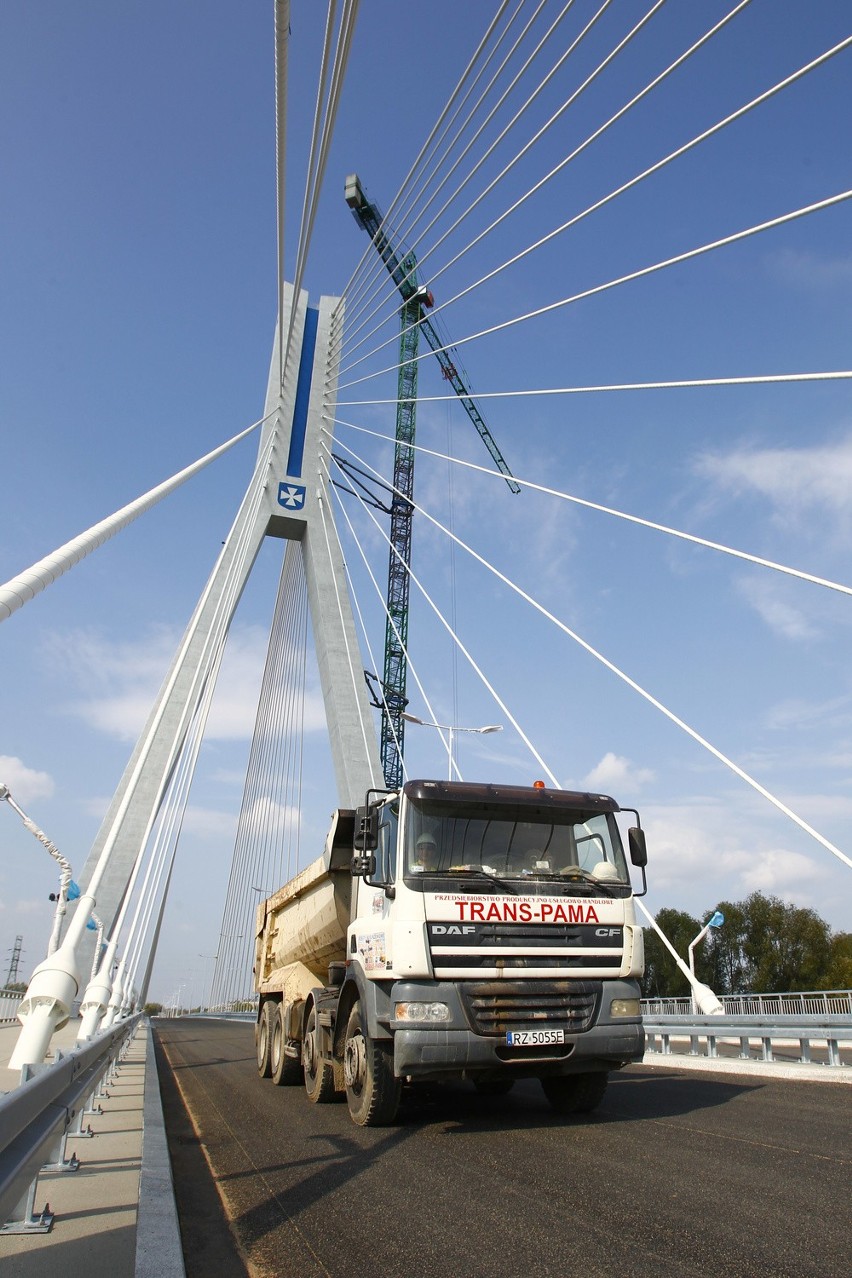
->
{"left": 506, "top": 1029, "right": 565, "bottom": 1046}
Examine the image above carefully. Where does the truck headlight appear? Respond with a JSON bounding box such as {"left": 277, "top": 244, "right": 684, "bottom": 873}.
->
{"left": 610, "top": 998, "right": 640, "bottom": 1018}
{"left": 394, "top": 1001, "right": 451, "bottom": 1023}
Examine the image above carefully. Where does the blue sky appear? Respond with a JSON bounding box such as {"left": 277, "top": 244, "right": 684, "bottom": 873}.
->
{"left": 1, "top": 1, "right": 851, "bottom": 1002}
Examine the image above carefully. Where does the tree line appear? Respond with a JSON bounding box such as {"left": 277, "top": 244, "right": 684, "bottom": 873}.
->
{"left": 642, "top": 891, "right": 852, "bottom": 997}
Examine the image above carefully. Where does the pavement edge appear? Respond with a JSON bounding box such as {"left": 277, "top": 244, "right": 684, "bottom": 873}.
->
{"left": 135, "top": 1020, "right": 186, "bottom": 1278}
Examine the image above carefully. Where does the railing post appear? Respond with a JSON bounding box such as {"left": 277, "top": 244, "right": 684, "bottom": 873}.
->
{"left": 0, "top": 1175, "right": 54, "bottom": 1236}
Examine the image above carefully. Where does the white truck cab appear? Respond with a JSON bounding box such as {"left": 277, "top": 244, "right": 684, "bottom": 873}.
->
{"left": 255, "top": 779, "right": 648, "bottom": 1126}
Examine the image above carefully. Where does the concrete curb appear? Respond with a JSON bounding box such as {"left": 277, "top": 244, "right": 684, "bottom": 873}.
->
{"left": 135, "top": 1021, "right": 186, "bottom": 1278}
{"left": 642, "top": 1050, "right": 852, "bottom": 1083}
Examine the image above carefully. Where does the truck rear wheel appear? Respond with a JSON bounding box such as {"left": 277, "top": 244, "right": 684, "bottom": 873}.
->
{"left": 541, "top": 1071, "right": 608, "bottom": 1115}
{"left": 270, "top": 1003, "right": 303, "bottom": 1086}
{"left": 303, "top": 1005, "right": 336, "bottom": 1103}
{"left": 256, "top": 1001, "right": 274, "bottom": 1077}
{"left": 343, "top": 1000, "right": 401, "bottom": 1127}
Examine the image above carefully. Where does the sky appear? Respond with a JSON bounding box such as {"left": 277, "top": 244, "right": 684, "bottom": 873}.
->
{"left": 1, "top": 1, "right": 851, "bottom": 1004}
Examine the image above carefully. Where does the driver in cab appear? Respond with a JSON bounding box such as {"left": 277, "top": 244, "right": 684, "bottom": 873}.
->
{"left": 412, "top": 833, "right": 440, "bottom": 872}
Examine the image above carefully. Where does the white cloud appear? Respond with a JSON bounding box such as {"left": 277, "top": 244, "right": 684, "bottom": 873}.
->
{"left": 693, "top": 435, "right": 852, "bottom": 525}
{"left": 738, "top": 846, "right": 826, "bottom": 896}
{"left": 582, "top": 752, "right": 654, "bottom": 794}
{"left": 734, "top": 576, "right": 817, "bottom": 642}
{"left": 639, "top": 798, "right": 833, "bottom": 913}
{"left": 42, "top": 623, "right": 326, "bottom": 742}
{"left": 0, "top": 756, "right": 55, "bottom": 804}
{"left": 181, "top": 805, "right": 239, "bottom": 840}
{"left": 769, "top": 248, "right": 852, "bottom": 291}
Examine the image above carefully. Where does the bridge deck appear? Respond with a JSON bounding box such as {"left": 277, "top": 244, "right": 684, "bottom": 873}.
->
{"left": 1, "top": 1016, "right": 848, "bottom": 1276}
{"left": 157, "top": 1018, "right": 849, "bottom": 1278}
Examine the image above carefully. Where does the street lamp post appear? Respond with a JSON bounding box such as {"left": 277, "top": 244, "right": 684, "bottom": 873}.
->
{"left": 198, "top": 952, "right": 217, "bottom": 1013}
{"left": 402, "top": 714, "right": 503, "bottom": 780}
{"left": 688, "top": 911, "right": 725, "bottom": 1014}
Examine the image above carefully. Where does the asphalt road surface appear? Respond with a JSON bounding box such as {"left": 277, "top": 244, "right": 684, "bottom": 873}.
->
{"left": 154, "top": 1019, "right": 850, "bottom": 1278}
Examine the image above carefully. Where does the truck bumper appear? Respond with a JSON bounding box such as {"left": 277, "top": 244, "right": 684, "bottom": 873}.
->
{"left": 389, "top": 978, "right": 644, "bottom": 1081}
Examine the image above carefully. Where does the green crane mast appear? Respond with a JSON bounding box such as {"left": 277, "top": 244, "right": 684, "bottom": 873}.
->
{"left": 344, "top": 173, "right": 518, "bottom": 789}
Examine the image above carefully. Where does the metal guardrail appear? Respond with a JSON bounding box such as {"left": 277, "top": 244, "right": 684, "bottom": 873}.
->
{"left": 642, "top": 1014, "right": 852, "bottom": 1067}
{"left": 642, "top": 990, "right": 852, "bottom": 1017}
{"left": 0, "top": 993, "right": 22, "bottom": 1025}
{"left": 0, "top": 1013, "right": 141, "bottom": 1232}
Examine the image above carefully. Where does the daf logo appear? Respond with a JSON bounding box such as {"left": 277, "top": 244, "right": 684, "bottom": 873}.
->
{"left": 432, "top": 924, "right": 476, "bottom": 935}
{"left": 595, "top": 928, "right": 620, "bottom": 937}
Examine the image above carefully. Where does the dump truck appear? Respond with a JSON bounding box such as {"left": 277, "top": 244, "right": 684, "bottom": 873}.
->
{"left": 254, "top": 778, "right": 648, "bottom": 1126}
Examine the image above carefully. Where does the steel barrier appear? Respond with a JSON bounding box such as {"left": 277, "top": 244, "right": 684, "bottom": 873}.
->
{"left": 642, "top": 1013, "right": 852, "bottom": 1067}
{"left": 0, "top": 994, "right": 21, "bottom": 1026}
{"left": 0, "top": 1013, "right": 141, "bottom": 1232}
{"left": 642, "top": 990, "right": 852, "bottom": 1017}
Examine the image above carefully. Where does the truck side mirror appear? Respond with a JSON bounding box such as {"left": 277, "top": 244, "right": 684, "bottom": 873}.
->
{"left": 351, "top": 853, "right": 377, "bottom": 878}
{"left": 354, "top": 806, "right": 378, "bottom": 851}
{"left": 628, "top": 827, "right": 647, "bottom": 868}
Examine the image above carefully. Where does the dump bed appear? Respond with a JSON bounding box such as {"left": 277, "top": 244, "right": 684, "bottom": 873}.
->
{"left": 255, "top": 809, "right": 355, "bottom": 988}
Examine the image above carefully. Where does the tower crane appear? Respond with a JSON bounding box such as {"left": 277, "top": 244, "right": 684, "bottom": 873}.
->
{"left": 344, "top": 173, "right": 518, "bottom": 789}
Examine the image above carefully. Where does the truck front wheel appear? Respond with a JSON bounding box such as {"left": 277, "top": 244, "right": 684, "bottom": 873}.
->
{"left": 256, "top": 1001, "right": 274, "bottom": 1077}
{"left": 303, "top": 1005, "right": 336, "bottom": 1103}
{"left": 343, "top": 1000, "right": 401, "bottom": 1126}
{"left": 541, "top": 1071, "right": 608, "bottom": 1115}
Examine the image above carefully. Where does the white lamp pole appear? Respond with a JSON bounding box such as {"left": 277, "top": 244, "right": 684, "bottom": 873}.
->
{"left": 402, "top": 714, "right": 502, "bottom": 780}
{"left": 688, "top": 911, "right": 725, "bottom": 1014}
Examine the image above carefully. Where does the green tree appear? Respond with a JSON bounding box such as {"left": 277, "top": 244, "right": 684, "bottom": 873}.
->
{"left": 738, "top": 893, "right": 832, "bottom": 991}
{"left": 704, "top": 900, "right": 750, "bottom": 994}
{"left": 143, "top": 1002, "right": 163, "bottom": 1016}
{"left": 647, "top": 892, "right": 842, "bottom": 996}
{"left": 821, "top": 932, "right": 852, "bottom": 991}
{"left": 642, "top": 908, "right": 705, "bottom": 998}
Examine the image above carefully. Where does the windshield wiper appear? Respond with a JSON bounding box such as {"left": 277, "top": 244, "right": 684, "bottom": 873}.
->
{"left": 445, "top": 868, "right": 519, "bottom": 894}
{"left": 519, "top": 869, "right": 620, "bottom": 897}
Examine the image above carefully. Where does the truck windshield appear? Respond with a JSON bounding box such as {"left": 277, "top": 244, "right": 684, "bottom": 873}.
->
{"left": 403, "top": 798, "right": 630, "bottom": 890}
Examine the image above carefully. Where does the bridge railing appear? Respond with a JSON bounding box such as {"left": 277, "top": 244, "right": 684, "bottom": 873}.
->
{"left": 642, "top": 1013, "right": 852, "bottom": 1068}
{"left": 0, "top": 1013, "right": 141, "bottom": 1233}
{"left": 641, "top": 990, "right": 852, "bottom": 1017}
{"left": 0, "top": 992, "right": 22, "bottom": 1026}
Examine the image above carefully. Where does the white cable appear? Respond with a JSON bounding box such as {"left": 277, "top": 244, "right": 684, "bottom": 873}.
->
{"left": 324, "top": 443, "right": 560, "bottom": 786}
{"left": 274, "top": 0, "right": 291, "bottom": 389}
{"left": 322, "top": 450, "right": 448, "bottom": 780}
{"left": 286, "top": 0, "right": 360, "bottom": 372}
{"left": 338, "top": 0, "right": 517, "bottom": 315}
{"left": 332, "top": 433, "right": 851, "bottom": 872}
{"left": 339, "top": 187, "right": 852, "bottom": 387}
{"left": 339, "top": 0, "right": 571, "bottom": 336}
{"left": 339, "top": 0, "right": 751, "bottom": 364}
{"left": 332, "top": 417, "right": 852, "bottom": 599}
{"left": 314, "top": 463, "right": 383, "bottom": 791}
{"left": 0, "top": 412, "right": 270, "bottom": 623}
{"left": 341, "top": 0, "right": 661, "bottom": 358}
{"left": 339, "top": 369, "right": 852, "bottom": 405}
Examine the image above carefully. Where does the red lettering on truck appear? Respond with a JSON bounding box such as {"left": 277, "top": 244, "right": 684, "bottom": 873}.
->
{"left": 452, "top": 899, "right": 602, "bottom": 924}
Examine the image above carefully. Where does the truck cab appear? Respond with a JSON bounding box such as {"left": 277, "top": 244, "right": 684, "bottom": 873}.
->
{"left": 256, "top": 779, "right": 648, "bottom": 1126}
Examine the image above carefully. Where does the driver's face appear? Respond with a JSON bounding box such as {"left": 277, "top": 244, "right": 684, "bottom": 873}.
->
{"left": 416, "top": 841, "right": 438, "bottom": 867}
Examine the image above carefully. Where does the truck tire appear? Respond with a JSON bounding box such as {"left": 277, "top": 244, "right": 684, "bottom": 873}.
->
{"left": 303, "top": 1005, "right": 337, "bottom": 1103}
{"left": 541, "top": 1071, "right": 608, "bottom": 1115}
{"left": 343, "top": 1000, "right": 401, "bottom": 1127}
{"left": 256, "top": 1001, "right": 274, "bottom": 1078}
{"left": 271, "top": 1002, "right": 303, "bottom": 1086}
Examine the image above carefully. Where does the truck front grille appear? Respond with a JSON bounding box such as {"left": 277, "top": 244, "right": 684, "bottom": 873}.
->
{"left": 459, "top": 979, "right": 600, "bottom": 1036}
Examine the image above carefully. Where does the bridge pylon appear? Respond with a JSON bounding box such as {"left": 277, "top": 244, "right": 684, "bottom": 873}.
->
{"left": 13, "top": 286, "right": 382, "bottom": 1065}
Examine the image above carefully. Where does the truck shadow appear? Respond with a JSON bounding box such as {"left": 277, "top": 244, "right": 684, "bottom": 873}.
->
{"left": 397, "top": 1069, "right": 760, "bottom": 1131}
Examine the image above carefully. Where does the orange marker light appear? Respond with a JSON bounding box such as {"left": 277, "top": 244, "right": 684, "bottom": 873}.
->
{"left": 533, "top": 780, "right": 545, "bottom": 790}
